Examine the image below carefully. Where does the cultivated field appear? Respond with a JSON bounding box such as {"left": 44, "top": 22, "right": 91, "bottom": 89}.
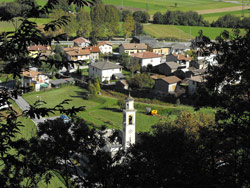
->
{"left": 203, "top": 9, "right": 250, "bottom": 22}
{"left": 103, "top": 0, "right": 239, "bottom": 14}
{"left": 143, "top": 24, "right": 243, "bottom": 40}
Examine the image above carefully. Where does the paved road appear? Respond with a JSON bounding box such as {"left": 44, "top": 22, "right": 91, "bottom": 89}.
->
{"left": 52, "top": 40, "right": 129, "bottom": 46}
{"left": 12, "top": 95, "right": 45, "bottom": 126}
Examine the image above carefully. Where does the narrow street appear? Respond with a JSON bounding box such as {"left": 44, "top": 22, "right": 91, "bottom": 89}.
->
{"left": 12, "top": 95, "right": 45, "bottom": 126}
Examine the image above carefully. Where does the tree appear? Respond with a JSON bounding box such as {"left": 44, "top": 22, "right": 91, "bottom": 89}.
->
{"left": 120, "top": 9, "right": 132, "bottom": 21}
{"left": 211, "top": 14, "right": 241, "bottom": 28}
{"left": 195, "top": 29, "right": 250, "bottom": 186}
{"left": 118, "top": 52, "right": 130, "bottom": 69}
{"left": 76, "top": 8, "right": 92, "bottom": 38}
{"left": 128, "top": 60, "right": 140, "bottom": 74}
{"left": 129, "top": 72, "right": 155, "bottom": 89}
{"left": 90, "top": 0, "right": 106, "bottom": 39}
{"left": 133, "top": 22, "right": 144, "bottom": 36}
{"left": 123, "top": 15, "right": 135, "bottom": 39}
{"left": 117, "top": 99, "right": 125, "bottom": 111}
{"left": 0, "top": 0, "right": 94, "bottom": 187}
{"left": 118, "top": 124, "right": 208, "bottom": 187}
{"left": 105, "top": 5, "right": 119, "bottom": 39}
{"left": 93, "top": 76, "right": 101, "bottom": 94}
{"left": 153, "top": 11, "right": 163, "bottom": 24}
{"left": 133, "top": 11, "right": 150, "bottom": 23}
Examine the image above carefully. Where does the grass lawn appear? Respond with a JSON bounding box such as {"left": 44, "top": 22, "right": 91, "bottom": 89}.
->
{"left": 0, "top": 18, "right": 51, "bottom": 32}
{"left": 0, "top": 74, "right": 13, "bottom": 82}
{"left": 10, "top": 101, "right": 37, "bottom": 140}
{"left": 81, "top": 69, "right": 89, "bottom": 76}
{"left": 23, "top": 85, "right": 215, "bottom": 132}
{"left": 1, "top": 102, "right": 66, "bottom": 188}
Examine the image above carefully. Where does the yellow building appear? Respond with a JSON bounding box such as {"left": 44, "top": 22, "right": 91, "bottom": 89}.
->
{"left": 119, "top": 43, "right": 147, "bottom": 55}
{"left": 147, "top": 42, "right": 172, "bottom": 56}
{"left": 28, "top": 45, "right": 51, "bottom": 58}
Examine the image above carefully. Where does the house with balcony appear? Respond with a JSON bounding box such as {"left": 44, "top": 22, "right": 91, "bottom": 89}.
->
{"left": 86, "top": 46, "right": 100, "bottom": 62}
{"left": 64, "top": 47, "right": 90, "bottom": 62}
{"left": 88, "top": 61, "right": 124, "bottom": 82}
{"left": 73, "top": 37, "right": 91, "bottom": 48}
{"left": 22, "top": 68, "right": 49, "bottom": 91}
{"left": 28, "top": 45, "right": 51, "bottom": 58}
{"left": 98, "top": 41, "right": 113, "bottom": 54}
{"left": 130, "top": 51, "right": 162, "bottom": 68}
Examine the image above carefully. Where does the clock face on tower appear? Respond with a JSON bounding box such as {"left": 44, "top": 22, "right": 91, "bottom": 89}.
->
{"left": 128, "top": 129, "right": 133, "bottom": 133}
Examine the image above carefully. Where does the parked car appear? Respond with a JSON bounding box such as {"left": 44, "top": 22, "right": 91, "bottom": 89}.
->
{"left": 60, "top": 115, "right": 71, "bottom": 123}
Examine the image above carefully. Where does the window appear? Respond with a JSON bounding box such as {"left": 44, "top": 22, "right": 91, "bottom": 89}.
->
{"left": 129, "top": 115, "right": 133, "bottom": 125}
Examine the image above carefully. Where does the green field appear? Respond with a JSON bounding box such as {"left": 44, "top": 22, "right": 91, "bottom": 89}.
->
{"left": 22, "top": 85, "right": 212, "bottom": 132}
{"left": 103, "top": 0, "right": 239, "bottom": 14}
{"left": 143, "top": 24, "right": 193, "bottom": 41}
{"left": 0, "top": 18, "right": 51, "bottom": 32}
{"left": 143, "top": 24, "right": 243, "bottom": 40}
{"left": 203, "top": 9, "right": 250, "bottom": 22}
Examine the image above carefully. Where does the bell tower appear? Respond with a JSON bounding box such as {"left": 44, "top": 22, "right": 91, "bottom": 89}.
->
{"left": 122, "top": 94, "right": 136, "bottom": 150}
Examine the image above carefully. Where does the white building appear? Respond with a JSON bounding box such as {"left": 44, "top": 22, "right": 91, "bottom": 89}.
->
{"left": 103, "top": 95, "right": 136, "bottom": 156}
{"left": 64, "top": 47, "right": 90, "bottom": 62}
{"left": 130, "top": 51, "right": 163, "bottom": 68}
{"left": 88, "top": 61, "right": 123, "bottom": 82}
{"left": 73, "top": 37, "right": 91, "bottom": 48}
{"left": 98, "top": 41, "right": 113, "bottom": 54}
{"left": 22, "top": 69, "right": 49, "bottom": 91}
{"left": 122, "top": 95, "right": 136, "bottom": 150}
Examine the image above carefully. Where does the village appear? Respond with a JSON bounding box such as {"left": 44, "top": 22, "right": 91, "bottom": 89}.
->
{"left": 16, "top": 35, "right": 214, "bottom": 100}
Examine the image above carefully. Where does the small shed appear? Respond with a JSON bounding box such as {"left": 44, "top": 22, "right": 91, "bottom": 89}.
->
{"left": 50, "top": 79, "right": 67, "bottom": 88}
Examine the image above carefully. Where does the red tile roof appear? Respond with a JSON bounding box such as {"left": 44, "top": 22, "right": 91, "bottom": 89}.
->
{"left": 173, "top": 53, "right": 192, "bottom": 61}
{"left": 160, "top": 76, "right": 181, "bottom": 84}
{"left": 86, "top": 46, "right": 100, "bottom": 53}
{"left": 28, "top": 45, "right": 51, "bottom": 51}
{"left": 121, "top": 43, "right": 147, "bottom": 50}
{"left": 66, "top": 49, "right": 90, "bottom": 56}
{"left": 73, "top": 37, "right": 90, "bottom": 44}
{"left": 130, "top": 51, "right": 162, "bottom": 59}
{"left": 22, "top": 70, "right": 41, "bottom": 78}
{"left": 151, "top": 74, "right": 166, "bottom": 80}
{"left": 98, "top": 41, "right": 112, "bottom": 46}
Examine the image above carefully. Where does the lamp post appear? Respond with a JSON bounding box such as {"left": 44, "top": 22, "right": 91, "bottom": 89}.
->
{"left": 37, "top": 96, "right": 41, "bottom": 101}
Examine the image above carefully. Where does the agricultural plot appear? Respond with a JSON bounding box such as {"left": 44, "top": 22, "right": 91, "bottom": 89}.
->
{"left": 143, "top": 24, "right": 193, "bottom": 41}
{"left": 143, "top": 24, "right": 242, "bottom": 40}
{"left": 103, "top": 0, "right": 239, "bottom": 14}
{"left": 202, "top": 9, "right": 250, "bottom": 22}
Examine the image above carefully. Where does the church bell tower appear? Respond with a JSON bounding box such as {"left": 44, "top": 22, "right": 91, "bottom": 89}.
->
{"left": 122, "top": 94, "right": 136, "bottom": 150}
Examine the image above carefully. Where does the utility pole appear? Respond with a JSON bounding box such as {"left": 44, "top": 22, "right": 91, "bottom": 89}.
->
{"left": 242, "top": 0, "right": 245, "bottom": 17}
{"left": 189, "top": 26, "right": 191, "bottom": 41}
